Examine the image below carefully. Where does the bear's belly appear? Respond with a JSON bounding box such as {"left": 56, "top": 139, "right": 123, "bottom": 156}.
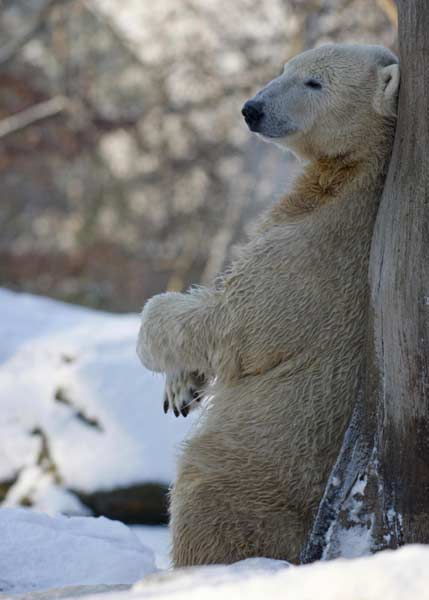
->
{"left": 200, "top": 351, "right": 358, "bottom": 498}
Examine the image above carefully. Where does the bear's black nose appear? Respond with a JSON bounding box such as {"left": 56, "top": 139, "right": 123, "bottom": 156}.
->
{"left": 242, "top": 100, "right": 264, "bottom": 130}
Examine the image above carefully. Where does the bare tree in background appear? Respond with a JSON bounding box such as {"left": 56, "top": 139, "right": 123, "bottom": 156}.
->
{"left": 303, "top": 0, "right": 429, "bottom": 561}
{"left": 0, "top": 1, "right": 395, "bottom": 312}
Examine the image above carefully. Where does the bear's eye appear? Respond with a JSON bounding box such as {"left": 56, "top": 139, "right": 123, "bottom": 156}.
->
{"left": 304, "top": 79, "right": 322, "bottom": 90}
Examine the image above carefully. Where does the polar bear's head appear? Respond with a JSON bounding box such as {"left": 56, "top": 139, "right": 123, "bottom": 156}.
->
{"left": 242, "top": 44, "right": 399, "bottom": 160}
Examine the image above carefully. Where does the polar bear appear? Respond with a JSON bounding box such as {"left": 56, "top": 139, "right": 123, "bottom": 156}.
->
{"left": 137, "top": 44, "right": 399, "bottom": 566}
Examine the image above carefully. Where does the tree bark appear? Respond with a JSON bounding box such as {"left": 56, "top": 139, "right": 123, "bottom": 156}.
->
{"left": 303, "top": 0, "right": 429, "bottom": 561}
{"left": 372, "top": 0, "right": 429, "bottom": 546}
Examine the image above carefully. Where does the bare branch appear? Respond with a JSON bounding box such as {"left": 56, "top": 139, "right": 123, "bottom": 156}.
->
{"left": 376, "top": 0, "right": 398, "bottom": 27}
{"left": 82, "top": 0, "right": 148, "bottom": 69}
{"left": 0, "top": 96, "right": 69, "bottom": 139}
{"left": 0, "top": 0, "right": 68, "bottom": 67}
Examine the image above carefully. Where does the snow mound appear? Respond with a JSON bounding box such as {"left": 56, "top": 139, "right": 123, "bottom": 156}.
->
{"left": 135, "top": 557, "right": 289, "bottom": 595}
{"left": 131, "top": 545, "right": 429, "bottom": 600}
{"left": 0, "top": 288, "right": 196, "bottom": 513}
{"left": 0, "top": 508, "right": 156, "bottom": 594}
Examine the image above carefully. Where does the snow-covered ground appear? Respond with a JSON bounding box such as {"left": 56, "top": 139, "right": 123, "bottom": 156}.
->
{"left": 0, "top": 288, "right": 196, "bottom": 513}
{"left": 113, "top": 545, "right": 429, "bottom": 600}
{"left": 1, "top": 507, "right": 429, "bottom": 600}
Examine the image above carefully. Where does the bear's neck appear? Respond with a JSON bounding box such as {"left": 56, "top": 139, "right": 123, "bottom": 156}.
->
{"left": 277, "top": 156, "right": 363, "bottom": 219}
{"left": 272, "top": 140, "right": 392, "bottom": 222}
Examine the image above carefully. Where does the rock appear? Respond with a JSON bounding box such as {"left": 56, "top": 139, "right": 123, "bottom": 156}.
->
{"left": 75, "top": 483, "right": 169, "bottom": 525}
{"left": 0, "top": 478, "right": 15, "bottom": 503}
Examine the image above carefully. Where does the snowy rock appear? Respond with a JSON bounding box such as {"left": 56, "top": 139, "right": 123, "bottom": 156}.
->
{"left": 0, "top": 289, "right": 196, "bottom": 519}
{"left": 0, "top": 508, "right": 156, "bottom": 594}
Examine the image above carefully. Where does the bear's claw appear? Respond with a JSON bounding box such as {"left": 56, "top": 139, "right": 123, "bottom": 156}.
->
{"left": 164, "top": 371, "right": 205, "bottom": 417}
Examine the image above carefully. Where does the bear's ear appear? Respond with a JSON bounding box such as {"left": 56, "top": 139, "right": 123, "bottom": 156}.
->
{"left": 373, "top": 63, "right": 400, "bottom": 117}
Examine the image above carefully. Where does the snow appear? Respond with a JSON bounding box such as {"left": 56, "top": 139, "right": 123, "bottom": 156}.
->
{"left": 132, "top": 526, "right": 171, "bottom": 569}
{"left": 0, "top": 289, "right": 196, "bottom": 513}
{"left": 128, "top": 546, "right": 429, "bottom": 600}
{"left": 4, "top": 537, "right": 429, "bottom": 600}
{"left": 1, "top": 507, "right": 428, "bottom": 600}
{"left": 0, "top": 508, "right": 156, "bottom": 594}
{"left": 5, "top": 467, "right": 91, "bottom": 516}
{"left": 325, "top": 474, "right": 374, "bottom": 560}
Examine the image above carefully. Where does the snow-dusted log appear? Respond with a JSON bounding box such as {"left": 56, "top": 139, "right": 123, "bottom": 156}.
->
{"left": 303, "top": 1, "right": 429, "bottom": 561}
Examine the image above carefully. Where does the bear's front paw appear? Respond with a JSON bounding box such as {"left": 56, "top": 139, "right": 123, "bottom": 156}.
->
{"left": 164, "top": 371, "right": 206, "bottom": 417}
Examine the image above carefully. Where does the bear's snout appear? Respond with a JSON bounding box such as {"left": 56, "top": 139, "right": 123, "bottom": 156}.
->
{"left": 242, "top": 99, "right": 264, "bottom": 131}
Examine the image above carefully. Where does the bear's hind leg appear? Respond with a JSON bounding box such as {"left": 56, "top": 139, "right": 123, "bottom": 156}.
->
{"left": 170, "top": 447, "right": 308, "bottom": 566}
{"left": 170, "top": 460, "right": 245, "bottom": 567}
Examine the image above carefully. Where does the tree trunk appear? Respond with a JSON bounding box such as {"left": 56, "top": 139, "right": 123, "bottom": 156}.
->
{"left": 302, "top": 1, "right": 429, "bottom": 561}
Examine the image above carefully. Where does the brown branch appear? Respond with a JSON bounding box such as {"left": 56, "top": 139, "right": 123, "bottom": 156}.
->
{"left": 0, "top": 0, "right": 69, "bottom": 67}
{"left": 0, "top": 96, "right": 69, "bottom": 139}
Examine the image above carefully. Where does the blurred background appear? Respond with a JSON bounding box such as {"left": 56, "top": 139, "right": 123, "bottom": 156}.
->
{"left": 0, "top": 0, "right": 397, "bottom": 313}
{"left": 0, "top": 0, "right": 397, "bottom": 563}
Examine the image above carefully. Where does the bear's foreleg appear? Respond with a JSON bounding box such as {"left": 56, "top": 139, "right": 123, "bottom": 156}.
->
{"left": 137, "top": 287, "right": 219, "bottom": 375}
